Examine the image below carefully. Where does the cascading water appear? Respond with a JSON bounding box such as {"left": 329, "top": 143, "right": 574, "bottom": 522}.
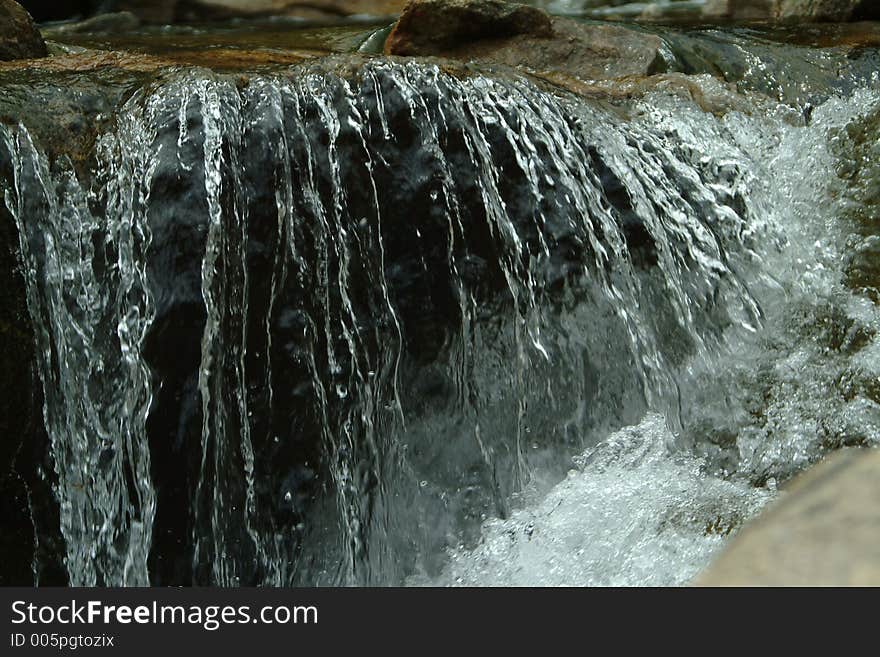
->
{"left": 2, "top": 51, "right": 878, "bottom": 586}
{"left": 427, "top": 79, "right": 880, "bottom": 586}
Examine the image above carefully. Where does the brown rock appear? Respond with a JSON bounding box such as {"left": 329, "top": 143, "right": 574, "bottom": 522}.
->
{"left": 385, "top": 0, "right": 553, "bottom": 55}
{"left": 0, "top": 0, "right": 47, "bottom": 61}
{"left": 695, "top": 448, "right": 880, "bottom": 586}
{"left": 385, "top": 0, "right": 667, "bottom": 80}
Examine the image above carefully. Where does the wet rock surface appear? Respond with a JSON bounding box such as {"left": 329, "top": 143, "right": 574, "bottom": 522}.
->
{"left": 0, "top": 64, "right": 161, "bottom": 171}
{"left": 659, "top": 24, "right": 880, "bottom": 106}
{"left": 0, "top": 0, "right": 47, "bottom": 61}
{"left": 696, "top": 448, "right": 880, "bottom": 586}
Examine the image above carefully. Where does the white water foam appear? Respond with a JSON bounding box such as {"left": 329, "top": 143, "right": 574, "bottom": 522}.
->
{"left": 414, "top": 414, "right": 771, "bottom": 586}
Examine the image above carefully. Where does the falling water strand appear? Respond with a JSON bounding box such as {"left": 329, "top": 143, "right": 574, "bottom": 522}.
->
{"left": 1, "top": 116, "right": 158, "bottom": 586}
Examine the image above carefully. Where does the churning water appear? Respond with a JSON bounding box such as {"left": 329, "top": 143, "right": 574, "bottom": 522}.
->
{"left": 2, "top": 55, "right": 879, "bottom": 586}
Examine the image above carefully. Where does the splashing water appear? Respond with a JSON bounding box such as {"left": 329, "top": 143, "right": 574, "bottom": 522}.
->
{"left": 423, "top": 77, "right": 880, "bottom": 586}
{"left": 418, "top": 414, "right": 772, "bottom": 587}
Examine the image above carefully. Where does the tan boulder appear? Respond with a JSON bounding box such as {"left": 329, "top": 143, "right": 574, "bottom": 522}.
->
{"left": 696, "top": 448, "right": 880, "bottom": 586}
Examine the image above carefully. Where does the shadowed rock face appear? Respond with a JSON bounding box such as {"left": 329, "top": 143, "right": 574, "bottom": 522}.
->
{"left": 705, "top": 0, "right": 880, "bottom": 21}
{"left": 852, "top": 1, "right": 880, "bottom": 20}
{"left": 0, "top": 10, "right": 54, "bottom": 580}
{"left": 696, "top": 448, "right": 880, "bottom": 586}
{"left": 385, "top": 0, "right": 668, "bottom": 80}
{"left": 20, "top": 0, "right": 408, "bottom": 24}
{"left": 0, "top": 132, "right": 66, "bottom": 585}
{"left": 778, "top": 0, "right": 878, "bottom": 20}
{"left": 110, "top": 0, "right": 407, "bottom": 23}
{"left": 0, "top": 0, "right": 47, "bottom": 61}
{"left": 16, "top": 1, "right": 98, "bottom": 23}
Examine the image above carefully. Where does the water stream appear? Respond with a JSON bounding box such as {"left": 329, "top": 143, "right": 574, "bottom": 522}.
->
{"left": 2, "top": 24, "right": 879, "bottom": 586}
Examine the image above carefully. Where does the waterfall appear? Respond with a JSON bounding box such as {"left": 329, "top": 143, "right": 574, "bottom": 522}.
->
{"left": 0, "top": 60, "right": 772, "bottom": 586}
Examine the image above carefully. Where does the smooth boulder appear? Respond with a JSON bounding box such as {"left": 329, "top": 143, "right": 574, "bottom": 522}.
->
{"left": 385, "top": 0, "right": 668, "bottom": 80}
{"left": 0, "top": 0, "right": 47, "bottom": 61}
{"left": 696, "top": 448, "right": 880, "bottom": 586}
{"left": 385, "top": 0, "right": 553, "bottom": 54}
